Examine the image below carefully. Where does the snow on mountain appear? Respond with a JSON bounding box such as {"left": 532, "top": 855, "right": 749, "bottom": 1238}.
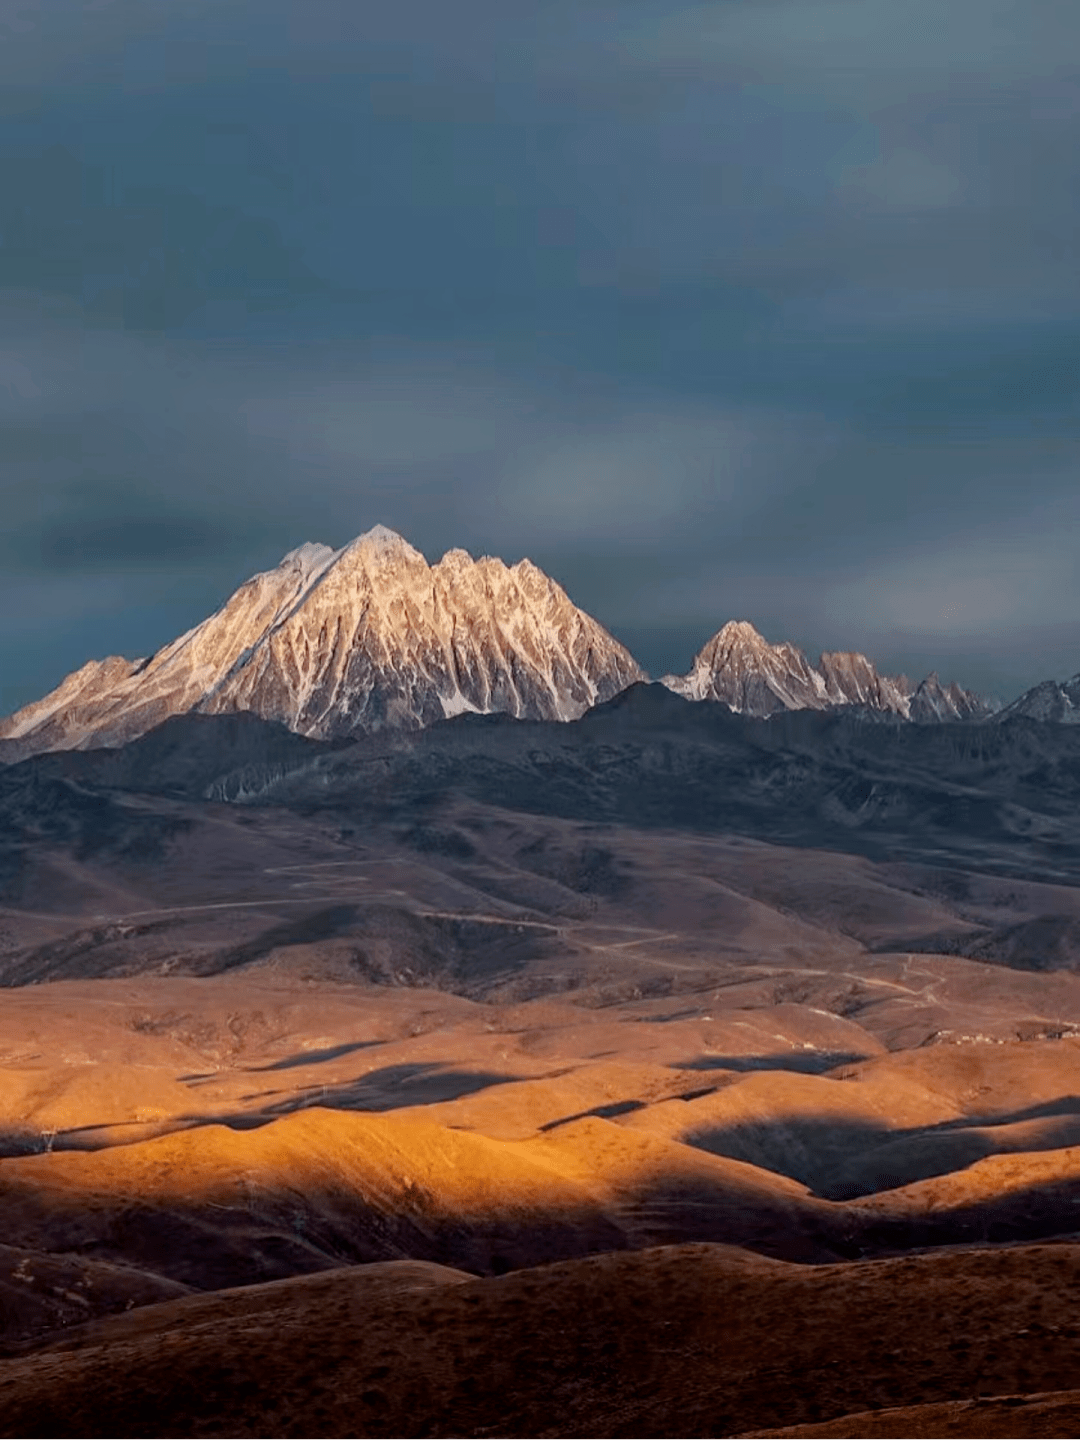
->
{"left": 661, "top": 620, "right": 990, "bottom": 722}
{"left": 662, "top": 620, "right": 833, "bottom": 715}
{"left": 994, "top": 674, "right": 1080, "bottom": 725}
{"left": 906, "top": 672, "right": 997, "bottom": 723}
{"left": 0, "top": 527, "right": 646, "bottom": 758}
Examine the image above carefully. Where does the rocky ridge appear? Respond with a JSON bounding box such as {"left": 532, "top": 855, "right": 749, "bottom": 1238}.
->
{"left": 0, "top": 526, "right": 645, "bottom": 758}
{"left": 0, "top": 531, "right": 1040, "bottom": 765}
{"left": 995, "top": 673, "right": 1080, "bottom": 725}
{"left": 662, "top": 620, "right": 991, "bottom": 723}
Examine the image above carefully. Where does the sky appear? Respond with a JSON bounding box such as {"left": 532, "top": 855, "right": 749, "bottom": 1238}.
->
{"left": 1, "top": 0, "right": 1079, "bottom": 712}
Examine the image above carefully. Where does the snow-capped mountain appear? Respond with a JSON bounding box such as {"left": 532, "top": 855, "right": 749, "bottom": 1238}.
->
{"left": 994, "top": 674, "right": 1080, "bottom": 725}
{"left": 661, "top": 620, "right": 991, "bottom": 722}
{"left": 906, "top": 672, "right": 996, "bottom": 724}
{"left": 0, "top": 526, "right": 646, "bottom": 758}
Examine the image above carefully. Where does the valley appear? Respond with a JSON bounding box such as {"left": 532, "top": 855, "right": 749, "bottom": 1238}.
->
{"left": 1, "top": 701, "right": 1080, "bottom": 1433}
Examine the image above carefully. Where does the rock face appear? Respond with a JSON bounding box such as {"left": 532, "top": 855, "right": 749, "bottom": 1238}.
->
{"left": 907, "top": 672, "right": 996, "bottom": 723}
{"left": 995, "top": 675, "right": 1080, "bottom": 725}
{"left": 662, "top": 620, "right": 990, "bottom": 722}
{"left": 0, "top": 527, "right": 646, "bottom": 757}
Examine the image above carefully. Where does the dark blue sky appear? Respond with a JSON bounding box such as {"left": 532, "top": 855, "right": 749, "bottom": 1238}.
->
{"left": 2, "top": 0, "right": 1079, "bottom": 711}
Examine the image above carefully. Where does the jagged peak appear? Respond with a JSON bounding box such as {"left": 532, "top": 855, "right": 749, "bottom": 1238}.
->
{"left": 358, "top": 522, "right": 409, "bottom": 547}
{"left": 510, "top": 557, "right": 546, "bottom": 579}
{"left": 278, "top": 541, "right": 337, "bottom": 571}
{"left": 994, "top": 671, "right": 1080, "bottom": 724}
{"left": 509, "top": 557, "right": 571, "bottom": 604}
{"left": 475, "top": 554, "right": 511, "bottom": 577}
{"left": 692, "top": 620, "right": 773, "bottom": 665}
{"left": 913, "top": 672, "right": 949, "bottom": 695}
{"left": 437, "top": 546, "right": 477, "bottom": 570}
{"left": 72, "top": 654, "right": 137, "bottom": 681}
{"left": 341, "top": 524, "right": 426, "bottom": 565}
{"left": 666, "top": 617, "right": 992, "bottom": 723}
{"left": 715, "top": 619, "right": 768, "bottom": 644}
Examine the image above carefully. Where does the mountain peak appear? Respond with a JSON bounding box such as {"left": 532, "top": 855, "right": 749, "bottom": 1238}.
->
{"left": 358, "top": 522, "right": 408, "bottom": 547}
{"left": 511, "top": 556, "right": 550, "bottom": 581}
{"left": 665, "top": 621, "right": 828, "bottom": 715}
{"left": 663, "top": 620, "right": 986, "bottom": 722}
{"left": 341, "top": 524, "right": 425, "bottom": 565}
{"left": 995, "top": 673, "right": 1080, "bottom": 725}
{"left": 0, "top": 529, "right": 645, "bottom": 756}
{"left": 438, "top": 546, "right": 476, "bottom": 570}
{"left": 714, "top": 619, "right": 769, "bottom": 646}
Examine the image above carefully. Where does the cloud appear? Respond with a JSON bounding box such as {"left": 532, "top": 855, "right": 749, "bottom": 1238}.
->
{"left": 485, "top": 2, "right": 1080, "bottom": 318}
{"left": 496, "top": 404, "right": 838, "bottom": 546}
{"left": 0, "top": 352, "right": 41, "bottom": 401}
{"left": 0, "top": 146, "right": 329, "bottom": 332}
{"left": 0, "top": 1, "right": 212, "bottom": 96}
{"left": 240, "top": 363, "right": 548, "bottom": 472}
{"left": 0, "top": 0, "right": 645, "bottom": 103}
{"left": 0, "top": 306, "right": 285, "bottom": 584}
{"left": 35, "top": 513, "right": 235, "bottom": 570}
{"left": 816, "top": 497, "right": 1080, "bottom": 642}
{"left": 6, "top": 5, "right": 1077, "bottom": 328}
{"left": 0, "top": 1, "right": 1077, "bottom": 711}
{"left": 0, "top": 305, "right": 1076, "bottom": 710}
{"left": 836, "top": 147, "right": 962, "bottom": 213}
{"left": 619, "top": 1, "right": 1080, "bottom": 112}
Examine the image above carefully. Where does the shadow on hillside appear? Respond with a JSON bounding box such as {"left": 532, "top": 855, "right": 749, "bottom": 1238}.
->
{"left": 665, "top": 1091, "right": 1080, "bottom": 1198}
{"left": 211, "top": 905, "right": 360, "bottom": 970}
{"left": 204, "top": 902, "right": 556, "bottom": 990}
{"left": 0, "top": 1125, "right": 56, "bottom": 1159}
{"left": 873, "top": 913, "right": 1080, "bottom": 973}
{"left": 539, "top": 1099, "right": 648, "bottom": 1131}
{"left": 933, "top": 1095, "right": 1080, "bottom": 1128}
{"left": 8, "top": 1127, "right": 1080, "bottom": 1309}
{"left": 677, "top": 1050, "right": 870, "bottom": 1075}
{"left": 230, "top": 1061, "right": 520, "bottom": 1120}
{"left": 29, "top": 1064, "right": 521, "bottom": 1159}
{"left": 245, "top": 1039, "right": 386, "bottom": 1072}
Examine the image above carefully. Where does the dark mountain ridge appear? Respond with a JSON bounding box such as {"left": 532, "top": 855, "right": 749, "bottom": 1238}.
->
{"left": 5, "top": 685, "right": 1080, "bottom": 891}
{"left": 996, "top": 673, "right": 1080, "bottom": 725}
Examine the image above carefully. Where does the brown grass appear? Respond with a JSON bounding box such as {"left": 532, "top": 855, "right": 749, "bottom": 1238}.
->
{"left": 3, "top": 1242, "right": 1080, "bottom": 1437}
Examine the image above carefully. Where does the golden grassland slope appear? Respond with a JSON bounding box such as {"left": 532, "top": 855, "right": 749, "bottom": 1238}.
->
{"left": 3, "top": 1055, "right": 1080, "bottom": 1334}
{"left": 4, "top": 792, "right": 1080, "bottom": 1433}
{"left": 0, "top": 1101, "right": 851, "bottom": 1289}
{"left": 619, "top": 1040, "right": 1080, "bottom": 1194}
{"left": 1, "top": 970, "right": 1080, "bottom": 1342}
{"left": 3, "top": 1242, "right": 1080, "bottom": 1438}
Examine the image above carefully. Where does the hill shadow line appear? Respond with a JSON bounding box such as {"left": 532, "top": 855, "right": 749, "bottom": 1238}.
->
{"left": 677, "top": 1050, "right": 870, "bottom": 1076}
{"left": 245, "top": 1039, "right": 386, "bottom": 1072}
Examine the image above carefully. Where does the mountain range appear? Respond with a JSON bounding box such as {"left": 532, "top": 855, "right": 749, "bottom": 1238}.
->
{"left": 3, "top": 529, "right": 1080, "bottom": 1440}
{"left": 662, "top": 619, "right": 991, "bottom": 722}
{"left": 0, "top": 524, "right": 1074, "bottom": 762}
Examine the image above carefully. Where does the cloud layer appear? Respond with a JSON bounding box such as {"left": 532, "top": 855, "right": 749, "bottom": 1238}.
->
{"left": 0, "top": 0, "right": 1077, "bottom": 710}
